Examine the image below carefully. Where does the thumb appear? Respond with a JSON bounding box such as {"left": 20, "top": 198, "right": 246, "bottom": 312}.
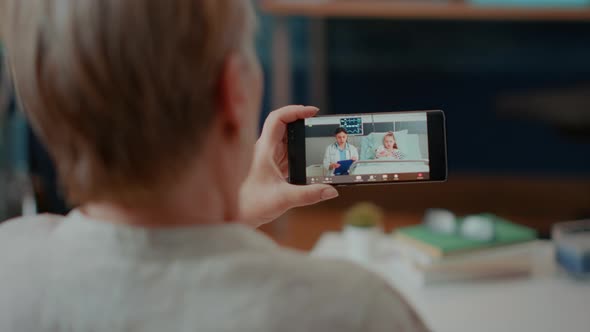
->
{"left": 283, "top": 184, "right": 339, "bottom": 208}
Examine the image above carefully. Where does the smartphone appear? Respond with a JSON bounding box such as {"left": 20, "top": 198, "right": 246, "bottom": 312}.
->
{"left": 288, "top": 110, "right": 447, "bottom": 186}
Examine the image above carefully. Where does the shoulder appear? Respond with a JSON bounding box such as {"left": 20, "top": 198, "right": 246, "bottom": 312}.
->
{"left": 0, "top": 215, "right": 64, "bottom": 329}
{"left": 226, "top": 248, "right": 390, "bottom": 297}
{"left": 0, "top": 214, "right": 62, "bottom": 239}
{"left": 0, "top": 215, "right": 62, "bottom": 295}
{"left": 238, "top": 250, "right": 427, "bottom": 331}
{"left": 0, "top": 214, "right": 62, "bottom": 259}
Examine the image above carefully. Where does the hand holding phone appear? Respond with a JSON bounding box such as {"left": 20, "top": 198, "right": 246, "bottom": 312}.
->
{"left": 240, "top": 105, "right": 339, "bottom": 227}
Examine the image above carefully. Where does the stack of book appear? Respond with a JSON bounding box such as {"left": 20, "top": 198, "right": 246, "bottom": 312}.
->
{"left": 392, "top": 215, "right": 539, "bottom": 286}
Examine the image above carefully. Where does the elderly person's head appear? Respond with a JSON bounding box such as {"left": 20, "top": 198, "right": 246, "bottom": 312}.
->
{"left": 1, "top": 0, "right": 262, "bottom": 221}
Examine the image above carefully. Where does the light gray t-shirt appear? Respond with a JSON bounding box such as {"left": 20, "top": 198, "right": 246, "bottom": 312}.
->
{"left": 0, "top": 211, "right": 428, "bottom": 332}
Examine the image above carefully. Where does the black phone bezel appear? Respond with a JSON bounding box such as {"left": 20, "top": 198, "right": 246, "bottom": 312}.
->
{"left": 288, "top": 110, "right": 447, "bottom": 186}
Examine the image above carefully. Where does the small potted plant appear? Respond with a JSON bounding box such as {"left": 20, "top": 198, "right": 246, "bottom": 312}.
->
{"left": 342, "top": 202, "right": 384, "bottom": 262}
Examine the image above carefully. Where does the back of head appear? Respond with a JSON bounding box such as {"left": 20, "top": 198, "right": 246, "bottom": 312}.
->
{"left": 1, "top": 0, "right": 254, "bottom": 205}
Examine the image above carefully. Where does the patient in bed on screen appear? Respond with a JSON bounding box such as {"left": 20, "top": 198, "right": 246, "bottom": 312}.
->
{"left": 375, "top": 131, "right": 406, "bottom": 160}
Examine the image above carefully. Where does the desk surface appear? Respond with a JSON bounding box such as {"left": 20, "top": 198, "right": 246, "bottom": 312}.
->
{"left": 260, "top": 0, "right": 590, "bottom": 21}
{"left": 313, "top": 233, "right": 590, "bottom": 332}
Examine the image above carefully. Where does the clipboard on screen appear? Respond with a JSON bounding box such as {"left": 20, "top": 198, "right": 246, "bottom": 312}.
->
{"left": 334, "top": 159, "right": 354, "bottom": 176}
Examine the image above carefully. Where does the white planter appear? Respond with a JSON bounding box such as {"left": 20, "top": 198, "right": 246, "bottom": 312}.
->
{"left": 343, "top": 225, "right": 381, "bottom": 263}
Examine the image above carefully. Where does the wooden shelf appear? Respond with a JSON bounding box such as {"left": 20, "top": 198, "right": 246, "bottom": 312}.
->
{"left": 260, "top": 0, "right": 590, "bottom": 21}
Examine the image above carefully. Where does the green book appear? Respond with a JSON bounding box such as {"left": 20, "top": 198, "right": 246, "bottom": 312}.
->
{"left": 394, "top": 215, "right": 537, "bottom": 258}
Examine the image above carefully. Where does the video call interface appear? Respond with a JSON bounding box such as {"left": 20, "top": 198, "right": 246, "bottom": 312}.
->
{"left": 304, "top": 112, "right": 430, "bottom": 185}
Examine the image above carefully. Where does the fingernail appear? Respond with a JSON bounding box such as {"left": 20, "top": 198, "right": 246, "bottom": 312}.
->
{"left": 321, "top": 187, "right": 339, "bottom": 200}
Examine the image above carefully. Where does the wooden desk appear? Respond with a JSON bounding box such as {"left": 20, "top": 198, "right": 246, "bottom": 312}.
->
{"left": 259, "top": 176, "right": 590, "bottom": 251}
{"left": 260, "top": 0, "right": 590, "bottom": 110}
{"left": 260, "top": 209, "right": 423, "bottom": 251}
{"left": 260, "top": 208, "right": 573, "bottom": 252}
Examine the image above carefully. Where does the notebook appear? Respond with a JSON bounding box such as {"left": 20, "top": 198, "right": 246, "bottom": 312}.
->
{"left": 394, "top": 214, "right": 538, "bottom": 258}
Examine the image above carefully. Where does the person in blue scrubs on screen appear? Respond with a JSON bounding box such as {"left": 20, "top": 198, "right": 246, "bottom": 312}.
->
{"left": 323, "top": 127, "right": 359, "bottom": 176}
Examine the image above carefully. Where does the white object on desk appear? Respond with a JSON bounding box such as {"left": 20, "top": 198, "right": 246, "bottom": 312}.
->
{"left": 312, "top": 232, "right": 590, "bottom": 332}
{"left": 342, "top": 225, "right": 379, "bottom": 262}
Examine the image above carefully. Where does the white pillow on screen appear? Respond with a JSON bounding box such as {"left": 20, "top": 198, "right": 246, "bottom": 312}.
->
{"left": 400, "top": 134, "right": 422, "bottom": 160}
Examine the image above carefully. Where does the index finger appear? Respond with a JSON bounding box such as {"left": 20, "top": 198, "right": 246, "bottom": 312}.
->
{"left": 261, "top": 105, "right": 319, "bottom": 143}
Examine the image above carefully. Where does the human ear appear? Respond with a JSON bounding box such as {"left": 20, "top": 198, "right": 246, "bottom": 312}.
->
{"left": 217, "top": 52, "right": 249, "bottom": 138}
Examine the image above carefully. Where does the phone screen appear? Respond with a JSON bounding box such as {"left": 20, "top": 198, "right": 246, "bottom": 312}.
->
{"left": 303, "top": 111, "right": 435, "bottom": 185}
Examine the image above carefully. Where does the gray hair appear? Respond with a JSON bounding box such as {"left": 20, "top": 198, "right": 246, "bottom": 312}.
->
{"left": 1, "top": 0, "right": 256, "bottom": 204}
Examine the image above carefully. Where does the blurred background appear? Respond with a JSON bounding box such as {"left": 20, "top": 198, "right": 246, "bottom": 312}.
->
{"left": 254, "top": 0, "right": 590, "bottom": 248}
{"left": 1, "top": 0, "right": 589, "bottom": 248}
